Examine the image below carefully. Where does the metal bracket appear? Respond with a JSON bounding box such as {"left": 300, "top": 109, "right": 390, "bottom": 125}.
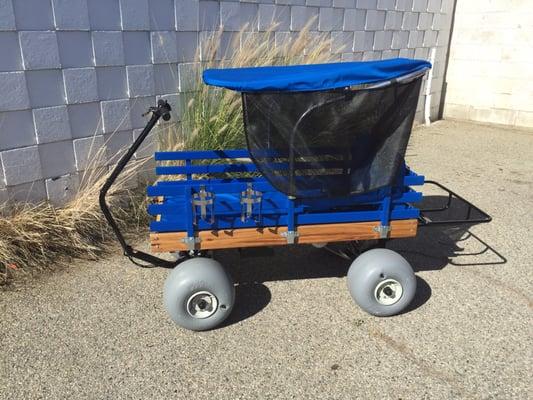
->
{"left": 192, "top": 185, "right": 215, "bottom": 224}
{"left": 240, "top": 183, "right": 262, "bottom": 222}
{"left": 181, "top": 236, "right": 200, "bottom": 251}
{"left": 373, "top": 225, "right": 390, "bottom": 239}
{"left": 281, "top": 230, "right": 299, "bottom": 244}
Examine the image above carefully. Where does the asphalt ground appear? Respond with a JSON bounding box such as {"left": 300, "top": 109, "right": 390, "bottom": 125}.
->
{"left": 1, "top": 120, "right": 532, "bottom": 399}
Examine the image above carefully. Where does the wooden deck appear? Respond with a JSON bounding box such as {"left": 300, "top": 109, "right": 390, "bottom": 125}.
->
{"left": 150, "top": 219, "right": 418, "bottom": 252}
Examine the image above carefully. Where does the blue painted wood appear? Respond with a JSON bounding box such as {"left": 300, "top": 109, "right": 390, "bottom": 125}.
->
{"left": 150, "top": 203, "right": 420, "bottom": 232}
{"left": 380, "top": 187, "right": 392, "bottom": 228}
{"left": 154, "top": 147, "right": 343, "bottom": 161}
{"left": 148, "top": 180, "right": 275, "bottom": 196}
{"left": 185, "top": 186, "right": 194, "bottom": 237}
{"left": 404, "top": 172, "right": 424, "bottom": 186}
{"left": 155, "top": 160, "right": 346, "bottom": 175}
{"left": 147, "top": 189, "right": 421, "bottom": 216}
{"left": 287, "top": 197, "right": 296, "bottom": 232}
{"left": 149, "top": 169, "right": 423, "bottom": 189}
{"left": 155, "top": 149, "right": 251, "bottom": 161}
{"left": 147, "top": 179, "right": 420, "bottom": 202}
{"left": 185, "top": 159, "right": 192, "bottom": 181}
{"left": 148, "top": 148, "right": 425, "bottom": 235}
{"left": 156, "top": 163, "right": 257, "bottom": 175}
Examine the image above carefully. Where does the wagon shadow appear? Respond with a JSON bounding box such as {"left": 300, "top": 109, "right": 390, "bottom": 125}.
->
{"left": 218, "top": 195, "right": 505, "bottom": 325}
{"left": 225, "top": 195, "right": 504, "bottom": 279}
{"left": 391, "top": 194, "right": 506, "bottom": 271}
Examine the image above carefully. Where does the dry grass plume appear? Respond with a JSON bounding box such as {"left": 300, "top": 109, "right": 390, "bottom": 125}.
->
{"left": 0, "top": 138, "right": 150, "bottom": 286}
{"left": 0, "top": 20, "right": 334, "bottom": 285}
{"left": 161, "top": 19, "right": 333, "bottom": 151}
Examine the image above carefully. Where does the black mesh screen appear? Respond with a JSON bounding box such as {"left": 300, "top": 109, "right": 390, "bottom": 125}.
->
{"left": 242, "top": 77, "right": 423, "bottom": 198}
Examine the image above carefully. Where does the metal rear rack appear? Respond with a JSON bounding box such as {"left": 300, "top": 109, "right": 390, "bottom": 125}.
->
{"left": 417, "top": 180, "right": 492, "bottom": 227}
{"left": 416, "top": 180, "right": 506, "bottom": 265}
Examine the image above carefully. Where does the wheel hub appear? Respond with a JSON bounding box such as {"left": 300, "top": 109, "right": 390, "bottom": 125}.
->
{"left": 186, "top": 291, "right": 218, "bottom": 319}
{"left": 374, "top": 278, "right": 403, "bottom": 306}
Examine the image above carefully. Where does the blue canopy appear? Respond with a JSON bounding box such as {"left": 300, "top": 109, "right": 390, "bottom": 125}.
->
{"left": 203, "top": 58, "right": 431, "bottom": 93}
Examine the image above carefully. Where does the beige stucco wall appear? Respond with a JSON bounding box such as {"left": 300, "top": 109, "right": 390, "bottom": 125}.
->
{"left": 444, "top": 0, "right": 533, "bottom": 128}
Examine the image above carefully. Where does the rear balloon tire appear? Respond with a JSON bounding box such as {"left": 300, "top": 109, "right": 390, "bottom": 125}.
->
{"left": 163, "top": 257, "right": 235, "bottom": 331}
{"left": 347, "top": 248, "right": 416, "bottom": 317}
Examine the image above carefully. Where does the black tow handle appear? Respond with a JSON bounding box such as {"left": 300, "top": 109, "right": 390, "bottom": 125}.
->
{"left": 99, "top": 99, "right": 177, "bottom": 268}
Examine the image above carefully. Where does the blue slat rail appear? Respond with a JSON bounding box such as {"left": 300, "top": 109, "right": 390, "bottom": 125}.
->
{"left": 148, "top": 148, "right": 424, "bottom": 234}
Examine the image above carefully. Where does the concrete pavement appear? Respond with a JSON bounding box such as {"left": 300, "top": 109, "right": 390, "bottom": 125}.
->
{"left": 1, "top": 120, "right": 532, "bottom": 399}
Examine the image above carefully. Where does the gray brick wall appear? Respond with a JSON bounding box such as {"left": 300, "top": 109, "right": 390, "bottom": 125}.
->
{"left": 0, "top": 0, "right": 454, "bottom": 204}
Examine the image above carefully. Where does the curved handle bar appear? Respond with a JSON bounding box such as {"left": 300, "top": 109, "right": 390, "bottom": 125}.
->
{"left": 99, "top": 100, "right": 179, "bottom": 268}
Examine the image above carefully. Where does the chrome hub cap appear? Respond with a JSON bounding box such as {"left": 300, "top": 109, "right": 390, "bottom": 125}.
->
{"left": 374, "top": 279, "right": 403, "bottom": 306}
{"left": 186, "top": 291, "right": 218, "bottom": 319}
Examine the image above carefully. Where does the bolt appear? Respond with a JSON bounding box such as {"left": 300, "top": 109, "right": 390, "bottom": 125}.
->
{"left": 198, "top": 300, "right": 207, "bottom": 310}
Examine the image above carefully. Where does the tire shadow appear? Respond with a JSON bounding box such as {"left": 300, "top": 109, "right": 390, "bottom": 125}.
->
{"left": 401, "top": 276, "right": 432, "bottom": 314}
{"left": 220, "top": 282, "right": 271, "bottom": 328}
{"left": 215, "top": 194, "right": 504, "bottom": 325}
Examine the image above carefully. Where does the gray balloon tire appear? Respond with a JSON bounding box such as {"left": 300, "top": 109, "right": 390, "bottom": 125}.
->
{"left": 347, "top": 248, "right": 416, "bottom": 317}
{"left": 163, "top": 257, "right": 235, "bottom": 331}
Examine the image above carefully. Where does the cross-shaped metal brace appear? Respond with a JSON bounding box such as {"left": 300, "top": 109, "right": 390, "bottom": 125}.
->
{"left": 240, "top": 183, "right": 262, "bottom": 222}
{"left": 192, "top": 185, "right": 215, "bottom": 225}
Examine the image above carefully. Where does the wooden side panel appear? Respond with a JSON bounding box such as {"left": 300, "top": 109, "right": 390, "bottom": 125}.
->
{"left": 150, "top": 219, "right": 418, "bottom": 252}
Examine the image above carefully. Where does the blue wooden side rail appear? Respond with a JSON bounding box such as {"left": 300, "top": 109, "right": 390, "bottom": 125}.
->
{"left": 147, "top": 149, "right": 425, "bottom": 243}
